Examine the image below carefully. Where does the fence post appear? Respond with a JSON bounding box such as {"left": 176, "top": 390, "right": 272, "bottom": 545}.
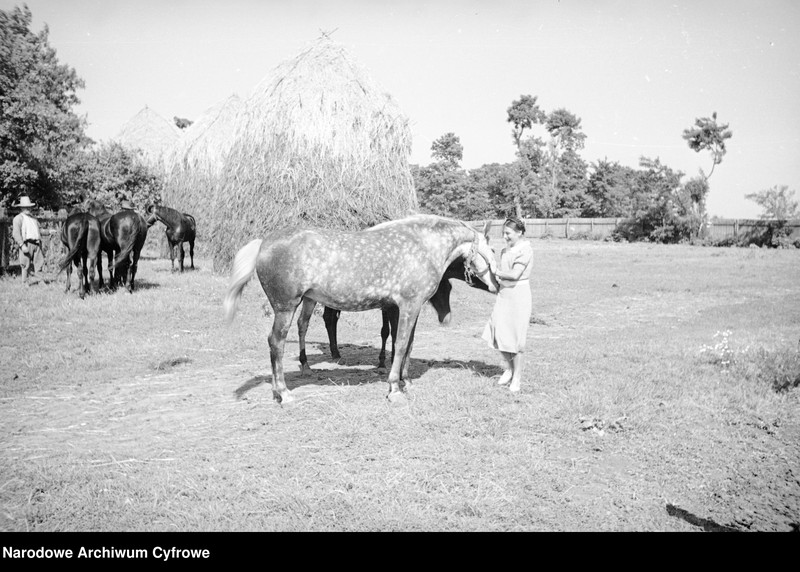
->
{"left": 734, "top": 219, "right": 739, "bottom": 240}
{"left": 565, "top": 218, "right": 570, "bottom": 239}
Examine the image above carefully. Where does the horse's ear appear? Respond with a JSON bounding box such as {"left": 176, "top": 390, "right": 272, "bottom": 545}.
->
{"left": 482, "top": 220, "right": 492, "bottom": 241}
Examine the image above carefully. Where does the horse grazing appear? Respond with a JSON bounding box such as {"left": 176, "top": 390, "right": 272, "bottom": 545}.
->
{"left": 146, "top": 205, "right": 196, "bottom": 272}
{"left": 87, "top": 201, "right": 148, "bottom": 292}
{"left": 58, "top": 211, "right": 102, "bottom": 299}
{"left": 224, "top": 214, "right": 495, "bottom": 404}
{"left": 317, "top": 256, "right": 492, "bottom": 372}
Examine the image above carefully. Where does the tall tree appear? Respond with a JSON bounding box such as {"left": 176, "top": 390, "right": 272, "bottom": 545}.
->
{"left": 506, "top": 94, "right": 546, "bottom": 217}
{"left": 682, "top": 112, "right": 733, "bottom": 236}
{"left": 545, "top": 108, "right": 586, "bottom": 199}
{"left": 0, "top": 5, "right": 90, "bottom": 208}
{"left": 430, "top": 132, "right": 463, "bottom": 169}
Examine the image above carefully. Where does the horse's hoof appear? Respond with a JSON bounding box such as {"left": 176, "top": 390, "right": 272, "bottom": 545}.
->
{"left": 386, "top": 391, "right": 407, "bottom": 405}
{"left": 276, "top": 391, "right": 295, "bottom": 405}
{"left": 299, "top": 364, "right": 313, "bottom": 377}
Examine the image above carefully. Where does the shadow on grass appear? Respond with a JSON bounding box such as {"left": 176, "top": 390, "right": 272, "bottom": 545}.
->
{"left": 665, "top": 504, "right": 740, "bottom": 532}
{"left": 232, "top": 342, "right": 503, "bottom": 400}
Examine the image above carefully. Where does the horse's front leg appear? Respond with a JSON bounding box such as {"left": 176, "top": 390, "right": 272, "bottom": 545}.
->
{"left": 400, "top": 319, "right": 418, "bottom": 386}
{"left": 87, "top": 252, "right": 98, "bottom": 294}
{"left": 297, "top": 298, "right": 317, "bottom": 376}
{"left": 189, "top": 239, "right": 195, "bottom": 269}
{"left": 322, "top": 306, "right": 341, "bottom": 362}
{"left": 268, "top": 304, "right": 301, "bottom": 405}
{"left": 386, "top": 304, "right": 421, "bottom": 402}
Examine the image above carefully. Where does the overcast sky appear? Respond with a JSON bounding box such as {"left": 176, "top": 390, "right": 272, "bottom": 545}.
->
{"left": 8, "top": 0, "right": 800, "bottom": 218}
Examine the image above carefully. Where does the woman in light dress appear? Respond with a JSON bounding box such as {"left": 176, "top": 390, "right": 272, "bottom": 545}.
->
{"left": 481, "top": 217, "right": 533, "bottom": 393}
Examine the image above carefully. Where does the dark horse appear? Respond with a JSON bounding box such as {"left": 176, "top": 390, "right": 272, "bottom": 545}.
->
{"left": 87, "top": 200, "right": 149, "bottom": 292}
{"left": 58, "top": 211, "right": 102, "bottom": 299}
{"left": 146, "top": 205, "right": 196, "bottom": 272}
{"left": 224, "top": 215, "right": 495, "bottom": 404}
{"left": 316, "top": 256, "right": 492, "bottom": 373}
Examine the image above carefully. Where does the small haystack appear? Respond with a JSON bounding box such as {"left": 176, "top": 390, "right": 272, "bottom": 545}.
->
{"left": 162, "top": 94, "right": 243, "bottom": 234}
{"left": 208, "top": 37, "right": 417, "bottom": 271}
{"left": 114, "top": 106, "right": 181, "bottom": 171}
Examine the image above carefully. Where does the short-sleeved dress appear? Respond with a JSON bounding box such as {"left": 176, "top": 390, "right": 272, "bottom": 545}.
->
{"left": 482, "top": 239, "right": 533, "bottom": 353}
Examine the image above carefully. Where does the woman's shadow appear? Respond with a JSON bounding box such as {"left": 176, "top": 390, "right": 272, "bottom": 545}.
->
{"left": 233, "top": 341, "right": 502, "bottom": 400}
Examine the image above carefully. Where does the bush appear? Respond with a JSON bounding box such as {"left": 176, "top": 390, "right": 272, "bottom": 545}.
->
{"left": 736, "top": 344, "right": 800, "bottom": 393}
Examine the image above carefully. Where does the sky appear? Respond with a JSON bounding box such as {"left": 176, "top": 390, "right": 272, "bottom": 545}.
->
{"left": 6, "top": 0, "right": 800, "bottom": 218}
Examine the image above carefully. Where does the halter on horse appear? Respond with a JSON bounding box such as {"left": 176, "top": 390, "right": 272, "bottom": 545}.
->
{"left": 58, "top": 211, "right": 102, "bottom": 299}
{"left": 224, "top": 214, "right": 495, "bottom": 405}
{"left": 146, "top": 205, "right": 196, "bottom": 272}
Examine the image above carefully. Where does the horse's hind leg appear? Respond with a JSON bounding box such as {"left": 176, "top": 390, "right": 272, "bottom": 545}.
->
{"left": 79, "top": 253, "right": 88, "bottom": 299}
{"left": 379, "top": 306, "right": 398, "bottom": 369}
{"left": 178, "top": 242, "right": 186, "bottom": 273}
{"left": 297, "top": 298, "right": 316, "bottom": 376}
{"left": 322, "top": 306, "right": 341, "bottom": 362}
{"left": 189, "top": 239, "right": 195, "bottom": 269}
{"left": 400, "top": 319, "right": 418, "bottom": 387}
{"left": 64, "top": 259, "right": 72, "bottom": 294}
{"left": 268, "top": 306, "right": 300, "bottom": 404}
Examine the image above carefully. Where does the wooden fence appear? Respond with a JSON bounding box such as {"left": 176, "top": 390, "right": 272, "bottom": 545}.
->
{"left": 473, "top": 217, "right": 800, "bottom": 242}
{"left": 0, "top": 209, "right": 168, "bottom": 275}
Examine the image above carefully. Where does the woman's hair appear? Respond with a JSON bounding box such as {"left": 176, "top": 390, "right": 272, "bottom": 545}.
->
{"left": 503, "top": 216, "right": 526, "bottom": 235}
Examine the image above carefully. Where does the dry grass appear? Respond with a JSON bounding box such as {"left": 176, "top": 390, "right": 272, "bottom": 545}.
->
{"left": 114, "top": 106, "right": 182, "bottom": 171}
{"left": 207, "top": 37, "right": 417, "bottom": 271}
{"left": 0, "top": 240, "right": 798, "bottom": 531}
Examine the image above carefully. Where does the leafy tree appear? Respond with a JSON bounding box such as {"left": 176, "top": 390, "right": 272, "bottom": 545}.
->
{"left": 506, "top": 95, "right": 546, "bottom": 217}
{"left": 745, "top": 185, "right": 799, "bottom": 220}
{"left": 0, "top": 5, "right": 90, "bottom": 209}
{"left": 467, "top": 163, "right": 516, "bottom": 218}
{"left": 586, "top": 159, "right": 637, "bottom": 217}
{"left": 682, "top": 112, "right": 733, "bottom": 236}
{"left": 430, "top": 132, "right": 463, "bottom": 169}
{"left": 744, "top": 185, "right": 799, "bottom": 248}
{"left": 553, "top": 149, "right": 589, "bottom": 217}
{"left": 682, "top": 111, "right": 733, "bottom": 181}
{"left": 83, "top": 141, "right": 164, "bottom": 211}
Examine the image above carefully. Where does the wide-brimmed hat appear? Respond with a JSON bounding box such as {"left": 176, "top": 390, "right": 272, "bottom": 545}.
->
{"left": 13, "top": 196, "right": 36, "bottom": 208}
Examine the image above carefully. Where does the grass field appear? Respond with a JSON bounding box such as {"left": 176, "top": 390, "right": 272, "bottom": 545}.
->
{"left": 1, "top": 239, "right": 798, "bottom": 531}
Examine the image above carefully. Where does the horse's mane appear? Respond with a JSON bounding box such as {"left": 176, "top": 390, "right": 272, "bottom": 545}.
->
{"left": 154, "top": 205, "right": 185, "bottom": 229}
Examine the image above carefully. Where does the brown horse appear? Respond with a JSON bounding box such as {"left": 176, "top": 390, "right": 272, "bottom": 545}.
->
{"left": 317, "top": 256, "right": 492, "bottom": 372}
{"left": 87, "top": 201, "right": 148, "bottom": 292}
{"left": 146, "top": 205, "right": 196, "bottom": 272}
{"left": 224, "top": 215, "right": 495, "bottom": 404}
{"left": 58, "top": 211, "right": 102, "bottom": 299}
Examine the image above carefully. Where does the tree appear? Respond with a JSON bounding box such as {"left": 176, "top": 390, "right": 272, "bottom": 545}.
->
{"left": 682, "top": 112, "right": 733, "bottom": 181}
{"left": 545, "top": 108, "right": 586, "bottom": 202}
{"left": 682, "top": 112, "right": 732, "bottom": 237}
{"left": 745, "top": 185, "right": 799, "bottom": 220}
{"left": 506, "top": 95, "right": 546, "bottom": 217}
{"left": 85, "top": 142, "right": 164, "bottom": 211}
{"left": 430, "top": 132, "right": 463, "bottom": 169}
{"left": 0, "top": 5, "right": 90, "bottom": 209}
{"left": 586, "top": 159, "right": 637, "bottom": 217}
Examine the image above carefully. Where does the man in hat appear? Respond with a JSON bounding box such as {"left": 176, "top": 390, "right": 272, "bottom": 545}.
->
{"left": 11, "top": 195, "right": 45, "bottom": 283}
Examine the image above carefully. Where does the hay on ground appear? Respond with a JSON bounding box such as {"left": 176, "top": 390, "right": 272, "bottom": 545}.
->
{"left": 208, "top": 37, "right": 417, "bottom": 272}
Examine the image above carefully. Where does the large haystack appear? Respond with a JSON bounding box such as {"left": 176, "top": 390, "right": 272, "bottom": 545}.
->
{"left": 209, "top": 37, "right": 417, "bottom": 271}
{"left": 162, "top": 94, "right": 243, "bottom": 234}
{"left": 115, "top": 106, "right": 181, "bottom": 171}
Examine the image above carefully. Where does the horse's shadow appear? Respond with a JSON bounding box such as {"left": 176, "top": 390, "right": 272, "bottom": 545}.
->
{"left": 233, "top": 342, "right": 503, "bottom": 400}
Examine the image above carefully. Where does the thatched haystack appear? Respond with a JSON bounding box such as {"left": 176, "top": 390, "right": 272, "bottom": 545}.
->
{"left": 114, "top": 106, "right": 181, "bottom": 171}
{"left": 162, "top": 94, "right": 243, "bottom": 234}
{"left": 209, "top": 37, "right": 418, "bottom": 271}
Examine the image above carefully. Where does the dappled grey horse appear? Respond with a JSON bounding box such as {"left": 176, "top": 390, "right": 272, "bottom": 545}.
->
{"left": 224, "top": 214, "right": 495, "bottom": 404}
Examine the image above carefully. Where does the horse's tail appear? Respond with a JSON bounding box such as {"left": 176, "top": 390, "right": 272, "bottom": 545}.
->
{"left": 58, "top": 216, "right": 89, "bottom": 273}
{"left": 224, "top": 239, "right": 263, "bottom": 324}
{"left": 111, "top": 214, "right": 143, "bottom": 271}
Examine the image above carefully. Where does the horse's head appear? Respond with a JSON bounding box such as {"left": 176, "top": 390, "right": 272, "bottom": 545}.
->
{"left": 463, "top": 221, "right": 497, "bottom": 292}
{"left": 86, "top": 199, "right": 109, "bottom": 219}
